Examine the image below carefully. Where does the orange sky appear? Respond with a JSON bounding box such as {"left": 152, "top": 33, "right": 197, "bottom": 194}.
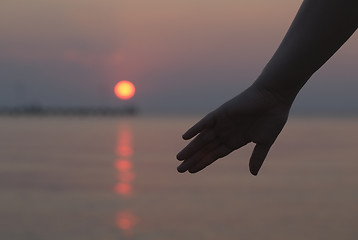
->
{"left": 0, "top": 0, "right": 357, "bottom": 113}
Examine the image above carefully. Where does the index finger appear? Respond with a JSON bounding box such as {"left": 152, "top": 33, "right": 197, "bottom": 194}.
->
{"left": 182, "top": 112, "right": 215, "bottom": 140}
{"left": 177, "top": 129, "right": 215, "bottom": 160}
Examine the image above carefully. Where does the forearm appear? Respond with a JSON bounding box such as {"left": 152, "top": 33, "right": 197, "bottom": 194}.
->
{"left": 253, "top": 0, "right": 358, "bottom": 104}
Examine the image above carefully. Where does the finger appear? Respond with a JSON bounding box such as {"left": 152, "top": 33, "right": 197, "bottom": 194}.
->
{"left": 189, "top": 138, "right": 250, "bottom": 173}
{"left": 188, "top": 144, "right": 233, "bottom": 173}
{"left": 177, "top": 129, "right": 216, "bottom": 160}
{"left": 249, "top": 143, "right": 272, "bottom": 176}
{"left": 177, "top": 141, "right": 219, "bottom": 173}
{"left": 182, "top": 112, "right": 215, "bottom": 140}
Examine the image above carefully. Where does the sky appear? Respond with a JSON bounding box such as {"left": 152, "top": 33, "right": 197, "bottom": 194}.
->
{"left": 0, "top": 0, "right": 357, "bottom": 114}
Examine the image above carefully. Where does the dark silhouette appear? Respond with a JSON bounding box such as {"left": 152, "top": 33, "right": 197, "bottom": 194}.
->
{"left": 0, "top": 106, "right": 138, "bottom": 117}
{"left": 177, "top": 0, "right": 358, "bottom": 175}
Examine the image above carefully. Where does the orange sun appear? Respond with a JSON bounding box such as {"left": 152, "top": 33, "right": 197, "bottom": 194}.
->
{"left": 114, "top": 81, "right": 135, "bottom": 100}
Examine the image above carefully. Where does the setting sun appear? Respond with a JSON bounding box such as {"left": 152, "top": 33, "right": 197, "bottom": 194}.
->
{"left": 114, "top": 81, "right": 135, "bottom": 100}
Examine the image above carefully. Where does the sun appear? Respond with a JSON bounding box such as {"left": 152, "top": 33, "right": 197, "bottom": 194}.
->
{"left": 114, "top": 81, "right": 135, "bottom": 100}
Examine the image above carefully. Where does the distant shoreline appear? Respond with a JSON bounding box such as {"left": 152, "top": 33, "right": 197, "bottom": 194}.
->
{"left": 0, "top": 106, "right": 138, "bottom": 117}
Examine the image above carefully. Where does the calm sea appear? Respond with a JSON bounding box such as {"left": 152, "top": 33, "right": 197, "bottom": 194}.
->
{"left": 0, "top": 116, "right": 357, "bottom": 240}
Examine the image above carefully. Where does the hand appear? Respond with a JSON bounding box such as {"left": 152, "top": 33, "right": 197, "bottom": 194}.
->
{"left": 176, "top": 85, "right": 291, "bottom": 175}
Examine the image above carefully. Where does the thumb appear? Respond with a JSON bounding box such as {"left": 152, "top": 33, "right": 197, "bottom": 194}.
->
{"left": 249, "top": 143, "right": 272, "bottom": 176}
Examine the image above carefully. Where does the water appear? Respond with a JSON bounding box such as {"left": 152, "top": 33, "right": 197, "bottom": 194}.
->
{"left": 0, "top": 116, "right": 357, "bottom": 240}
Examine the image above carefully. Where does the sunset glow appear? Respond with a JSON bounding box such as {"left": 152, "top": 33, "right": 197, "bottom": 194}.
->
{"left": 114, "top": 123, "right": 135, "bottom": 198}
{"left": 115, "top": 183, "right": 132, "bottom": 196}
{"left": 114, "top": 81, "right": 135, "bottom": 100}
{"left": 116, "top": 211, "right": 139, "bottom": 236}
{"left": 115, "top": 160, "right": 132, "bottom": 172}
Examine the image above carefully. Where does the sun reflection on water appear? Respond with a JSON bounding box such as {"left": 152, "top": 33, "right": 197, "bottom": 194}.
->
{"left": 114, "top": 122, "right": 138, "bottom": 237}
{"left": 116, "top": 211, "right": 139, "bottom": 236}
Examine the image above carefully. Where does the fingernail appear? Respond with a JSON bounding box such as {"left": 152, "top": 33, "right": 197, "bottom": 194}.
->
{"left": 250, "top": 168, "right": 258, "bottom": 176}
{"left": 176, "top": 152, "right": 184, "bottom": 160}
{"left": 177, "top": 163, "right": 187, "bottom": 173}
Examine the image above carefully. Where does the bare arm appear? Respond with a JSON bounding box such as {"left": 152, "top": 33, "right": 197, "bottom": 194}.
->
{"left": 255, "top": 0, "right": 358, "bottom": 104}
{"left": 177, "top": 0, "right": 358, "bottom": 175}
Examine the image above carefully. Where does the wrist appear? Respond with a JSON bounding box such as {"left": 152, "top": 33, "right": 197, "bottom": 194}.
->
{"left": 252, "top": 73, "right": 305, "bottom": 107}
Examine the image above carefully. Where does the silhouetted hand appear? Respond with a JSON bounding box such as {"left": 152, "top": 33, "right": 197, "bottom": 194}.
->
{"left": 176, "top": 85, "right": 291, "bottom": 175}
{"left": 176, "top": 0, "right": 357, "bottom": 176}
